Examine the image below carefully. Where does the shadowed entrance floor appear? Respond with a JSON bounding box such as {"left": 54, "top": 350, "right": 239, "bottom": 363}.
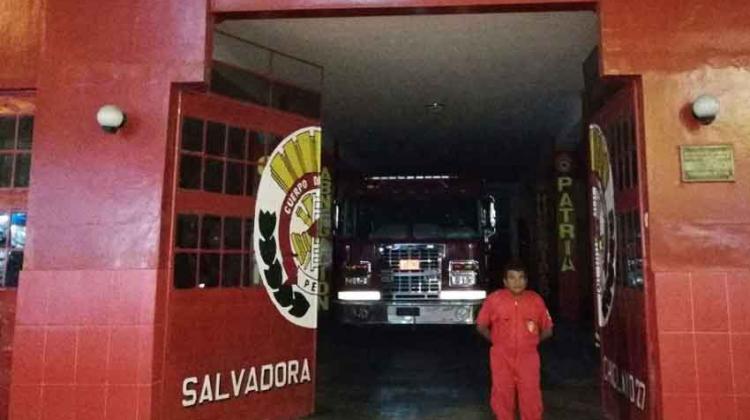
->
{"left": 309, "top": 321, "right": 600, "bottom": 419}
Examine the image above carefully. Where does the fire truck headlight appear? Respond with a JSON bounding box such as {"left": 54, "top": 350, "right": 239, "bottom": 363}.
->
{"left": 338, "top": 291, "right": 381, "bottom": 301}
{"left": 449, "top": 260, "right": 478, "bottom": 287}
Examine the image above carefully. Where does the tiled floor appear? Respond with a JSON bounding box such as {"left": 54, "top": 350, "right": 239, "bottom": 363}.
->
{"left": 309, "top": 321, "right": 601, "bottom": 419}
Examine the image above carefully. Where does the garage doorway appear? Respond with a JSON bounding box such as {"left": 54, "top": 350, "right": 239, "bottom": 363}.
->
{"left": 207, "top": 9, "right": 648, "bottom": 420}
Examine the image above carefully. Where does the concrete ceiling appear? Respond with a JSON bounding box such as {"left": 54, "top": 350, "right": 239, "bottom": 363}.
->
{"left": 219, "top": 11, "right": 598, "bottom": 180}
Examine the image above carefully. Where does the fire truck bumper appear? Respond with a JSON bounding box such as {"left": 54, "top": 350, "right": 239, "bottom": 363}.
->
{"left": 335, "top": 300, "right": 483, "bottom": 325}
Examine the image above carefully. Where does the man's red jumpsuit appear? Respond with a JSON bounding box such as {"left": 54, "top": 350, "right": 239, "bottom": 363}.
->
{"left": 477, "top": 289, "right": 553, "bottom": 420}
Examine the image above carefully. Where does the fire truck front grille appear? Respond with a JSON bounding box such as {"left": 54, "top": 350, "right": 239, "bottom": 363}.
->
{"left": 382, "top": 272, "right": 441, "bottom": 300}
{"left": 380, "top": 244, "right": 444, "bottom": 300}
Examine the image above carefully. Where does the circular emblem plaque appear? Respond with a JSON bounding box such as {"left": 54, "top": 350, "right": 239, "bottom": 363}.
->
{"left": 254, "top": 126, "right": 322, "bottom": 329}
{"left": 590, "top": 124, "right": 617, "bottom": 328}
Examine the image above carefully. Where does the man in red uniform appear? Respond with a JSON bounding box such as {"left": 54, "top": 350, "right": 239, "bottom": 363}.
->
{"left": 477, "top": 260, "right": 553, "bottom": 420}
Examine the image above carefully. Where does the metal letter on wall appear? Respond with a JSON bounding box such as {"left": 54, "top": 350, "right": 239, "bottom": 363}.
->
{"left": 556, "top": 152, "right": 577, "bottom": 274}
{"left": 254, "top": 126, "right": 323, "bottom": 329}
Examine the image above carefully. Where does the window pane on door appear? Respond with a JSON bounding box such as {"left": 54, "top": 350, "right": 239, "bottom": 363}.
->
{"left": 222, "top": 254, "right": 241, "bottom": 287}
{"left": 225, "top": 162, "right": 244, "bottom": 195}
{"left": 174, "top": 253, "right": 198, "bottom": 289}
{"left": 0, "top": 118, "right": 14, "bottom": 150}
{"left": 0, "top": 154, "right": 13, "bottom": 187}
{"left": 181, "top": 117, "right": 204, "bottom": 152}
{"left": 223, "top": 217, "right": 242, "bottom": 250}
{"left": 203, "top": 159, "right": 224, "bottom": 193}
{"left": 206, "top": 121, "right": 226, "bottom": 157}
{"left": 201, "top": 216, "right": 222, "bottom": 249}
{"left": 227, "top": 127, "right": 246, "bottom": 160}
{"left": 17, "top": 116, "right": 33, "bottom": 150}
{"left": 14, "top": 154, "right": 31, "bottom": 188}
{"left": 199, "top": 253, "right": 220, "bottom": 288}
{"left": 244, "top": 218, "right": 253, "bottom": 250}
{"left": 176, "top": 214, "right": 199, "bottom": 249}
{"left": 179, "top": 155, "right": 202, "bottom": 190}
{"left": 245, "top": 164, "right": 258, "bottom": 196}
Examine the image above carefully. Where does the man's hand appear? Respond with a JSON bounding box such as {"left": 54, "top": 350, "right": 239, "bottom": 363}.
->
{"left": 540, "top": 327, "right": 553, "bottom": 342}
{"left": 476, "top": 324, "right": 491, "bottom": 342}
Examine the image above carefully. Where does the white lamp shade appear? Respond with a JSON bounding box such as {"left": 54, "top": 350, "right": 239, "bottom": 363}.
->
{"left": 692, "top": 95, "right": 720, "bottom": 123}
{"left": 96, "top": 105, "right": 126, "bottom": 129}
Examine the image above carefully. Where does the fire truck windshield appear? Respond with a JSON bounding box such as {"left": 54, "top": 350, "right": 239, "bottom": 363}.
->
{"left": 351, "top": 197, "right": 480, "bottom": 240}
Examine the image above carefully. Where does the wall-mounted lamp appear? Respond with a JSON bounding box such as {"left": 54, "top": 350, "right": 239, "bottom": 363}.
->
{"left": 691, "top": 94, "right": 719, "bottom": 125}
{"left": 96, "top": 105, "right": 127, "bottom": 133}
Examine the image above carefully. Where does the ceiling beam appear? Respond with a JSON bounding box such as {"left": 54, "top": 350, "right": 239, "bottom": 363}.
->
{"left": 212, "top": 0, "right": 596, "bottom": 19}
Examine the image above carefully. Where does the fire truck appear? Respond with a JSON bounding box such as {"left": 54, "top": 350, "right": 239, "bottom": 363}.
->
{"left": 332, "top": 175, "right": 497, "bottom": 324}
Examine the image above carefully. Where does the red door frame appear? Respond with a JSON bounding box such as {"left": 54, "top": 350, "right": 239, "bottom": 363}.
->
{"left": 160, "top": 87, "right": 319, "bottom": 419}
{"left": 207, "top": 1, "right": 661, "bottom": 418}
{"left": 589, "top": 79, "right": 658, "bottom": 419}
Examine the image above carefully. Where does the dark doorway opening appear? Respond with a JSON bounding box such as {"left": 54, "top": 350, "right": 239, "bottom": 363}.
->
{"left": 214, "top": 10, "right": 604, "bottom": 419}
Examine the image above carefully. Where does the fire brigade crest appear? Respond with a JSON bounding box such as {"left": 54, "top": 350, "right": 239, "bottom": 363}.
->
{"left": 254, "top": 126, "right": 322, "bottom": 329}
{"left": 590, "top": 124, "right": 617, "bottom": 328}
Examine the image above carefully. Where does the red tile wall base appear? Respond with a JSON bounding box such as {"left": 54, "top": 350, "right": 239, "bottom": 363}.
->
{"left": 654, "top": 270, "right": 750, "bottom": 420}
{"left": 0, "top": 290, "right": 17, "bottom": 419}
{"left": 9, "top": 270, "right": 161, "bottom": 420}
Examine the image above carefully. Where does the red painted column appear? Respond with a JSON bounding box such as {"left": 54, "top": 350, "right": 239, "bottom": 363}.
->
{"left": 600, "top": 1, "right": 750, "bottom": 418}
{"left": 8, "top": 1, "right": 207, "bottom": 419}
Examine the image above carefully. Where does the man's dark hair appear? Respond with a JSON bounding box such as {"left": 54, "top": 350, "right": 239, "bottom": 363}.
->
{"left": 502, "top": 259, "right": 527, "bottom": 277}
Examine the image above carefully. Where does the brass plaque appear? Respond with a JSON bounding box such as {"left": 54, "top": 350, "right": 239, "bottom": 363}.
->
{"left": 680, "top": 144, "right": 735, "bottom": 182}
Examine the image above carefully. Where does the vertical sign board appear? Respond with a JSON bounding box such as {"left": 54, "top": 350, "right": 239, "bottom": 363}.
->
{"left": 590, "top": 83, "right": 650, "bottom": 420}
{"left": 318, "top": 166, "right": 333, "bottom": 311}
{"left": 555, "top": 152, "right": 579, "bottom": 320}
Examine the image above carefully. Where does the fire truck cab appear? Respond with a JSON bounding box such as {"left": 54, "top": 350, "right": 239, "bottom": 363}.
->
{"left": 333, "top": 175, "right": 496, "bottom": 325}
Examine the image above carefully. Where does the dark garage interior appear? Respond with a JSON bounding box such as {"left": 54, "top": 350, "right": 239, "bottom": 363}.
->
{"left": 215, "top": 11, "right": 602, "bottom": 419}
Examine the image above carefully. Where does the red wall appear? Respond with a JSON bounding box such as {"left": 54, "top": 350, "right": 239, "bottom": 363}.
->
{"left": 599, "top": 0, "right": 750, "bottom": 75}
{"left": 7, "top": 0, "right": 207, "bottom": 419}
{"left": 0, "top": 290, "right": 16, "bottom": 419}
{"left": 640, "top": 70, "right": 750, "bottom": 420}
{"left": 599, "top": 2, "right": 750, "bottom": 418}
